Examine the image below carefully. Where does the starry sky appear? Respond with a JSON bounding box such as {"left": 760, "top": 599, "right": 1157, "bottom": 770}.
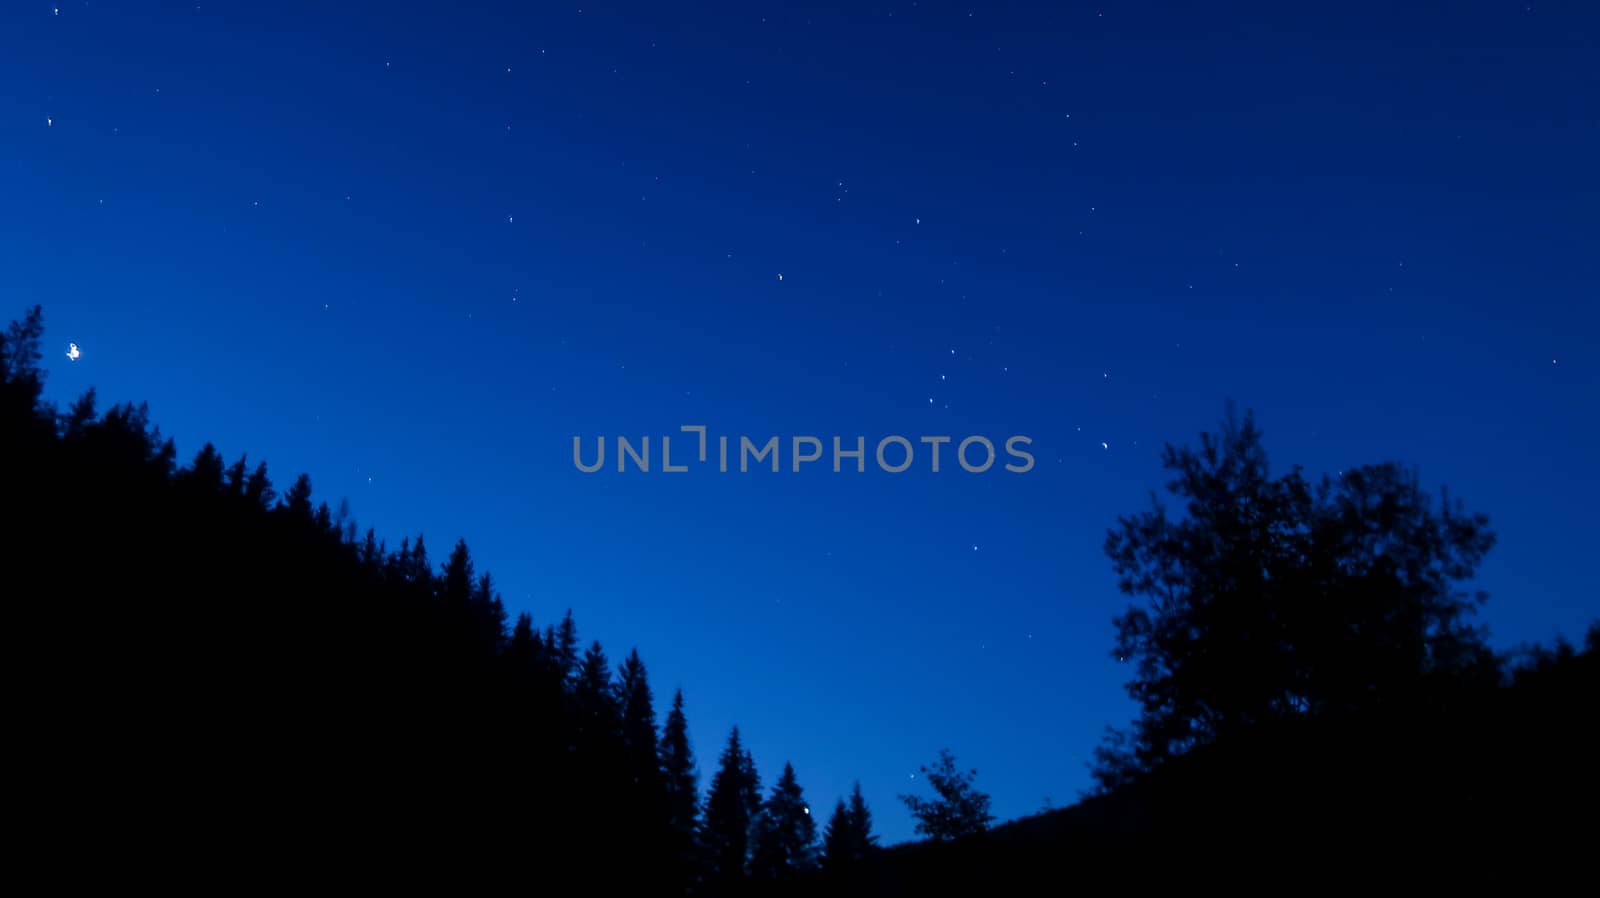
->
{"left": 5, "top": 1, "right": 1597, "bottom": 842}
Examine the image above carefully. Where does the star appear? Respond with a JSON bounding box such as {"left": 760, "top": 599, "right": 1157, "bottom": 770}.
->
{"left": 1101, "top": 442, "right": 1109, "bottom": 450}
{"left": 777, "top": 273, "right": 783, "bottom": 281}
{"left": 66, "top": 343, "right": 81, "bottom": 361}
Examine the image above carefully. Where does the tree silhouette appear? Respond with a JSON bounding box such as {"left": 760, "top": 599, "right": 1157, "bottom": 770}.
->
{"left": 7, "top": 304, "right": 1595, "bottom": 887}
{"left": 661, "top": 689, "right": 700, "bottom": 831}
{"left": 284, "top": 472, "right": 313, "bottom": 518}
{"left": 617, "top": 648, "right": 665, "bottom": 798}
{"left": 822, "top": 781, "right": 878, "bottom": 870}
{"left": 574, "top": 640, "right": 620, "bottom": 744}
{"left": 900, "top": 749, "right": 993, "bottom": 842}
{"left": 551, "top": 608, "right": 580, "bottom": 683}
{"left": 1094, "top": 406, "right": 1499, "bottom": 787}
{"left": 751, "top": 761, "right": 818, "bottom": 880}
{"left": 659, "top": 689, "right": 702, "bottom": 886}
{"left": 0, "top": 305, "right": 46, "bottom": 421}
{"left": 59, "top": 386, "right": 97, "bottom": 439}
{"left": 702, "top": 726, "right": 761, "bottom": 884}
{"left": 182, "top": 443, "right": 226, "bottom": 492}
{"left": 245, "top": 461, "right": 275, "bottom": 509}
{"left": 442, "top": 539, "right": 474, "bottom": 607}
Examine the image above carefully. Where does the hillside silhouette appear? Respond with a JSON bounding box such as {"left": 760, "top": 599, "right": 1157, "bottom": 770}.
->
{"left": 5, "top": 305, "right": 1595, "bottom": 890}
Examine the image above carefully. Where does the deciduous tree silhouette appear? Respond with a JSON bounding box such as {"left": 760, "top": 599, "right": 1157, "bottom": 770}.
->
{"left": 1094, "top": 405, "right": 1499, "bottom": 788}
{"left": 899, "top": 749, "right": 993, "bottom": 841}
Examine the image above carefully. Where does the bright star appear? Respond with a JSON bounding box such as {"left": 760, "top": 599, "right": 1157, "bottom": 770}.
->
{"left": 66, "top": 343, "right": 81, "bottom": 361}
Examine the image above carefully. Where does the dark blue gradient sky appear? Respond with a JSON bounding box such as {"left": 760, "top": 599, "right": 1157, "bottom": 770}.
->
{"left": 5, "top": 1, "right": 1596, "bottom": 841}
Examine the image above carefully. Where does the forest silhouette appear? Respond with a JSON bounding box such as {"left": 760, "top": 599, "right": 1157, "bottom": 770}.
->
{"left": 4, "top": 305, "right": 1594, "bottom": 890}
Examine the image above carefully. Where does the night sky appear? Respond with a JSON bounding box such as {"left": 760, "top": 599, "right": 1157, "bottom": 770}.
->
{"left": 6, "top": 1, "right": 1597, "bottom": 842}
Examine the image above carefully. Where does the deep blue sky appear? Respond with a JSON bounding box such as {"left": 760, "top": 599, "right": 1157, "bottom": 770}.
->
{"left": 4, "top": 1, "right": 1596, "bottom": 842}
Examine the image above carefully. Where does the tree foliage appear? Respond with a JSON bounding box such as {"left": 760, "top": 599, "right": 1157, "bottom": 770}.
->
{"left": 899, "top": 749, "right": 993, "bottom": 841}
{"left": 1094, "top": 405, "right": 1500, "bottom": 787}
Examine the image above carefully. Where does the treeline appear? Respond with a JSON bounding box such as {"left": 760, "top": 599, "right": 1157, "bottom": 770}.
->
{"left": 8, "top": 303, "right": 1596, "bottom": 888}
{"left": 2, "top": 308, "right": 880, "bottom": 892}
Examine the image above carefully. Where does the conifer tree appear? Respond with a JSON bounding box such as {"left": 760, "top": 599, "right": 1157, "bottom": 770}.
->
{"left": 226, "top": 454, "right": 249, "bottom": 496}
{"left": 60, "top": 388, "right": 97, "bottom": 439}
{"left": 407, "top": 534, "right": 429, "bottom": 586}
{"left": 616, "top": 649, "right": 663, "bottom": 788}
{"left": 441, "top": 539, "right": 474, "bottom": 607}
{"left": 245, "top": 462, "right": 275, "bottom": 509}
{"left": 552, "top": 609, "right": 579, "bottom": 683}
{"left": 471, "top": 572, "right": 506, "bottom": 654}
{"left": 751, "top": 761, "right": 818, "bottom": 880}
{"left": 284, "top": 473, "right": 313, "bottom": 517}
{"left": 357, "top": 529, "right": 379, "bottom": 572}
{"left": 660, "top": 689, "right": 700, "bottom": 839}
{"left": 504, "top": 612, "right": 543, "bottom": 685}
{"left": 702, "top": 726, "right": 762, "bottom": 882}
{"left": 573, "top": 641, "right": 619, "bottom": 741}
{"left": 185, "top": 444, "right": 226, "bottom": 492}
{"left": 823, "top": 781, "right": 878, "bottom": 870}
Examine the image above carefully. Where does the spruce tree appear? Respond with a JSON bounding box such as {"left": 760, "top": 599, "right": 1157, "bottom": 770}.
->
{"left": 504, "top": 613, "right": 542, "bottom": 685}
{"left": 471, "top": 572, "right": 506, "bottom": 654}
{"left": 283, "top": 473, "right": 313, "bottom": 517}
{"left": 245, "top": 462, "right": 275, "bottom": 509}
{"left": 660, "top": 689, "right": 699, "bottom": 838}
{"left": 823, "top": 781, "right": 878, "bottom": 870}
{"left": 225, "top": 454, "right": 249, "bottom": 496}
{"left": 751, "top": 761, "right": 818, "bottom": 880}
{"left": 573, "top": 641, "right": 619, "bottom": 744}
{"left": 441, "top": 539, "right": 474, "bottom": 607}
{"left": 185, "top": 443, "right": 226, "bottom": 493}
{"left": 616, "top": 649, "right": 663, "bottom": 788}
{"left": 552, "top": 609, "right": 580, "bottom": 684}
{"left": 359, "top": 529, "right": 382, "bottom": 573}
{"left": 702, "top": 726, "right": 761, "bottom": 882}
{"left": 407, "top": 534, "right": 429, "bottom": 586}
